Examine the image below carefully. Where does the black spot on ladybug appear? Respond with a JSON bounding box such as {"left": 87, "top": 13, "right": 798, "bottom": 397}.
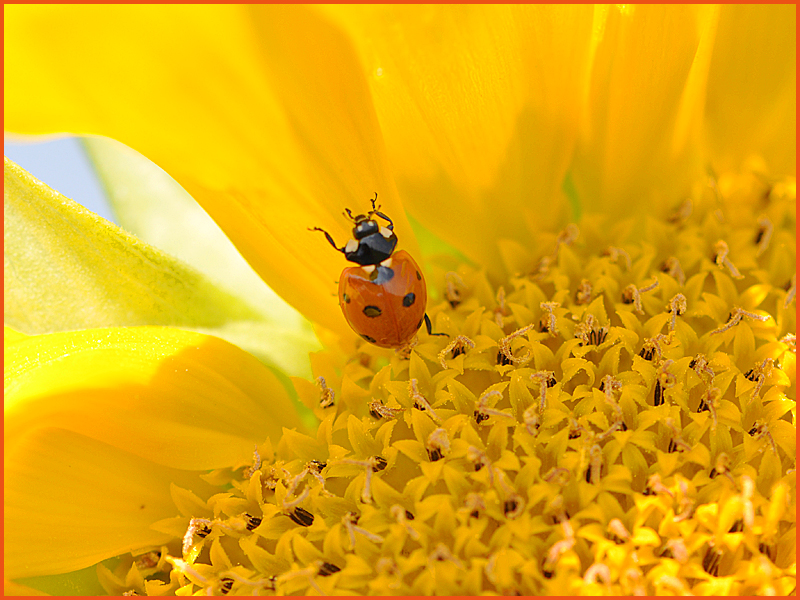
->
{"left": 417, "top": 318, "right": 424, "bottom": 330}
{"left": 362, "top": 334, "right": 377, "bottom": 343}
{"left": 416, "top": 271, "right": 421, "bottom": 280}
{"left": 342, "top": 293, "right": 350, "bottom": 304}
{"left": 363, "top": 305, "right": 382, "bottom": 318}
{"left": 403, "top": 292, "right": 416, "bottom": 307}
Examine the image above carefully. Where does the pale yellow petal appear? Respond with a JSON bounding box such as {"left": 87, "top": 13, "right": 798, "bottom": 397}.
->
{"left": 4, "top": 157, "right": 257, "bottom": 334}
{"left": 81, "top": 136, "right": 321, "bottom": 379}
{"left": 5, "top": 326, "right": 303, "bottom": 471}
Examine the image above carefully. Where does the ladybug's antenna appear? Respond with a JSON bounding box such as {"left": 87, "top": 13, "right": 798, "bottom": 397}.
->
{"left": 343, "top": 193, "right": 384, "bottom": 224}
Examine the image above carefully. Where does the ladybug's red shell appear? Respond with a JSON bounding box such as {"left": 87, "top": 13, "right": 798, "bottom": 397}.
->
{"left": 338, "top": 250, "right": 426, "bottom": 348}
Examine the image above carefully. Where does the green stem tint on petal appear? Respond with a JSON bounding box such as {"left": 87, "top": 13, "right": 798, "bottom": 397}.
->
{"left": 4, "top": 157, "right": 257, "bottom": 333}
{"left": 4, "top": 156, "right": 319, "bottom": 379}
{"left": 14, "top": 562, "right": 113, "bottom": 596}
{"left": 80, "top": 136, "right": 321, "bottom": 379}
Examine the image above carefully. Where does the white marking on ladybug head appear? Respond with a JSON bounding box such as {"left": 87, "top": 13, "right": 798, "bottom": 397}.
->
{"left": 381, "top": 257, "right": 393, "bottom": 268}
{"left": 345, "top": 239, "right": 359, "bottom": 254}
{"left": 362, "top": 265, "right": 376, "bottom": 274}
{"left": 380, "top": 227, "right": 393, "bottom": 238}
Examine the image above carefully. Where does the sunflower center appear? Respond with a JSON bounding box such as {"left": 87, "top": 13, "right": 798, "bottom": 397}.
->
{"left": 103, "top": 166, "right": 795, "bottom": 596}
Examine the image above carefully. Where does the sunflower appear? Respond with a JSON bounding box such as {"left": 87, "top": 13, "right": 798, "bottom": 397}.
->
{"left": 4, "top": 5, "right": 796, "bottom": 596}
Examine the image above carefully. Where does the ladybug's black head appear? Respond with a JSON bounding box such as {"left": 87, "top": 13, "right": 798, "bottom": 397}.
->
{"left": 352, "top": 217, "right": 379, "bottom": 240}
{"left": 342, "top": 207, "right": 397, "bottom": 266}
{"left": 308, "top": 194, "right": 399, "bottom": 266}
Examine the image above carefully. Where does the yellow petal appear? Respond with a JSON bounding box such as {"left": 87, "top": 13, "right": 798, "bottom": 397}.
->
{"left": 5, "top": 326, "right": 303, "bottom": 471}
{"left": 4, "top": 157, "right": 256, "bottom": 334}
{"left": 5, "top": 425, "right": 216, "bottom": 579}
{"left": 572, "top": 5, "right": 720, "bottom": 218}
{"left": 704, "top": 4, "right": 796, "bottom": 176}
{"left": 327, "top": 5, "right": 600, "bottom": 275}
{"left": 4, "top": 5, "right": 413, "bottom": 336}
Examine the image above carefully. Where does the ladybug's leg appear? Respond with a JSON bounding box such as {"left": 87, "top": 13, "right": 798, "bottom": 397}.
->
{"left": 373, "top": 211, "right": 394, "bottom": 230}
{"left": 309, "top": 227, "right": 346, "bottom": 255}
{"left": 424, "top": 313, "right": 448, "bottom": 337}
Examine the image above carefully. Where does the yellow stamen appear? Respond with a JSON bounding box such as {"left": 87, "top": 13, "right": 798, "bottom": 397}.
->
{"left": 437, "top": 334, "right": 475, "bottom": 368}
{"left": 622, "top": 278, "right": 659, "bottom": 314}
{"left": 710, "top": 306, "right": 769, "bottom": 334}
{"left": 661, "top": 256, "right": 686, "bottom": 285}
{"left": 714, "top": 240, "right": 744, "bottom": 279}
{"left": 498, "top": 323, "right": 536, "bottom": 364}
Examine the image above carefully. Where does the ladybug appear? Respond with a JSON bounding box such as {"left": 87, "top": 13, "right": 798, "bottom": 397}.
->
{"left": 310, "top": 194, "right": 444, "bottom": 348}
